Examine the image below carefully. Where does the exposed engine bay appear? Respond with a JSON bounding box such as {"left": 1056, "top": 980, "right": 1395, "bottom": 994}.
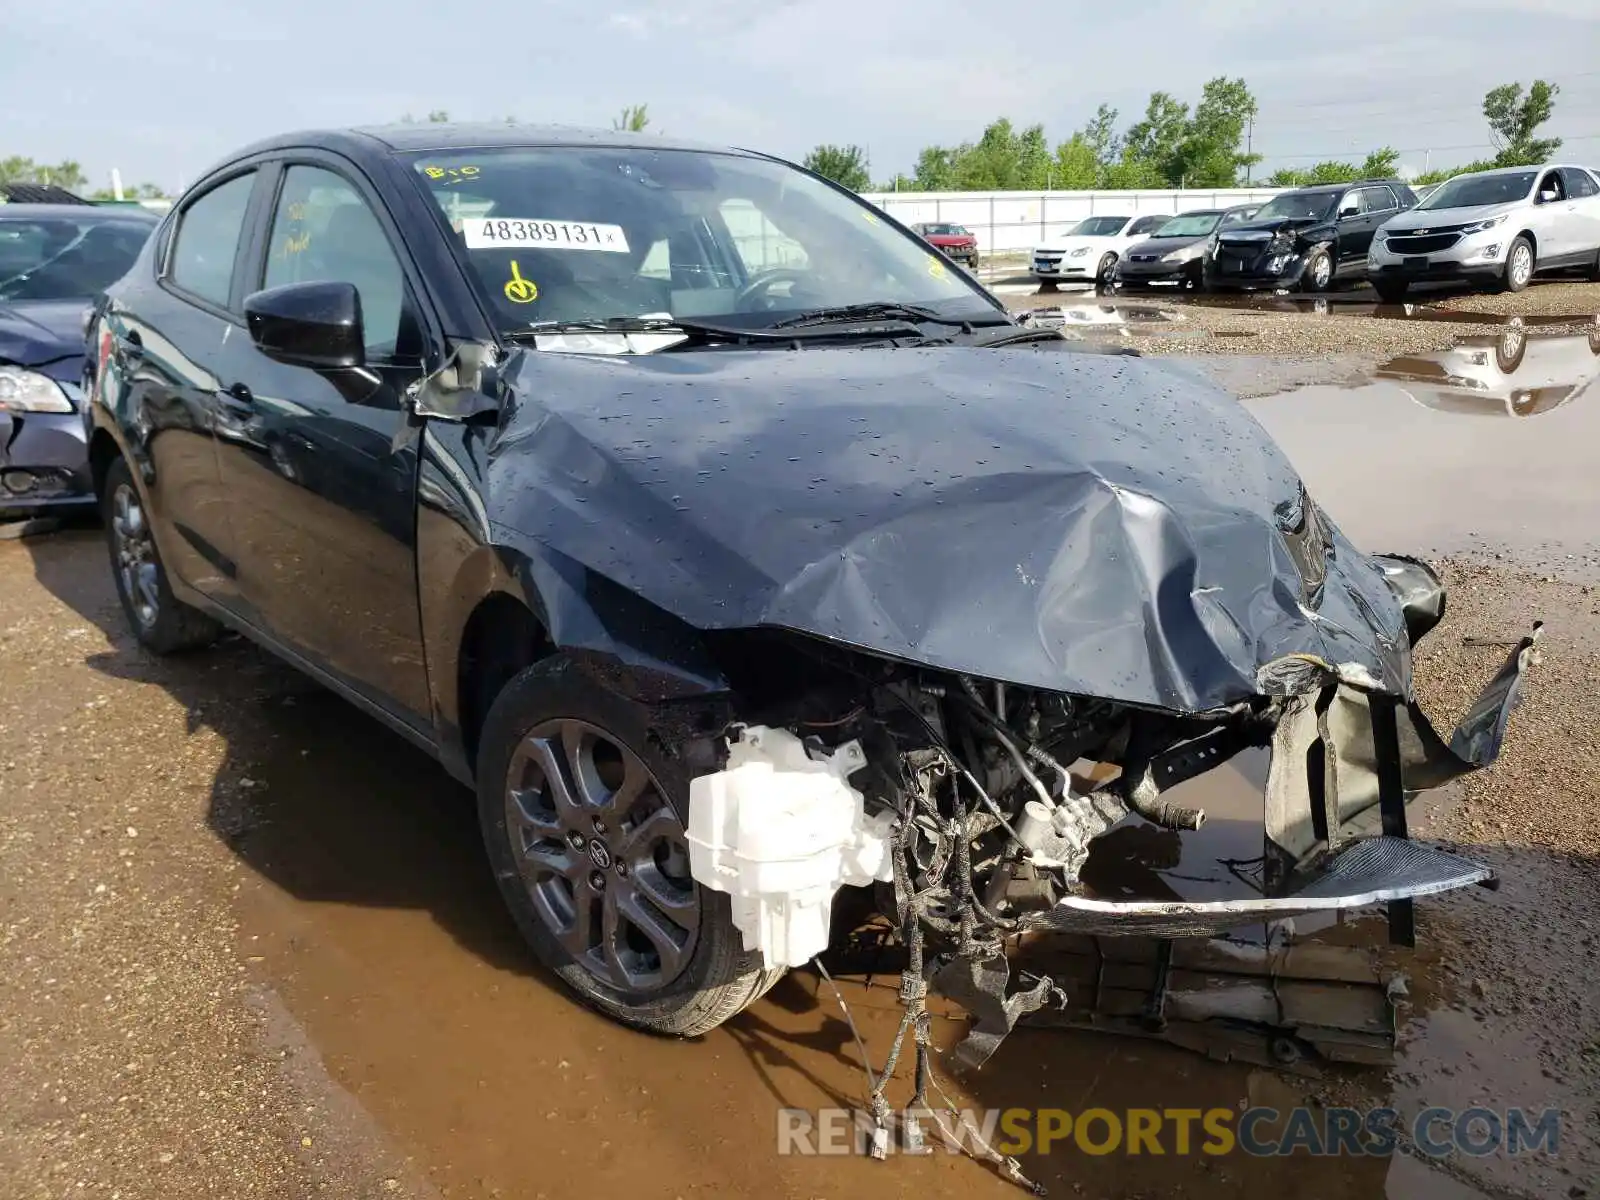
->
{"left": 679, "top": 557, "right": 1538, "bottom": 1140}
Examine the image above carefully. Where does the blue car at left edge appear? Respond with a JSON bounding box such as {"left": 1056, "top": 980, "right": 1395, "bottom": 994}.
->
{"left": 0, "top": 201, "right": 159, "bottom": 512}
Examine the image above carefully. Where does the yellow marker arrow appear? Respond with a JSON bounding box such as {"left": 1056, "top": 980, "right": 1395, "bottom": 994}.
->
{"left": 504, "top": 260, "right": 539, "bottom": 304}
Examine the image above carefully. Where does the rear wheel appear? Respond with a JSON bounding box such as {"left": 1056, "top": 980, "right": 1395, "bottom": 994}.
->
{"left": 477, "top": 655, "right": 779, "bottom": 1036}
{"left": 102, "top": 457, "right": 221, "bottom": 655}
{"left": 1500, "top": 236, "right": 1534, "bottom": 292}
{"left": 1373, "top": 279, "right": 1409, "bottom": 303}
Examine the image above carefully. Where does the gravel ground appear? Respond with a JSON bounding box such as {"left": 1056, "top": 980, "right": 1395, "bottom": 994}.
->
{"left": 0, "top": 540, "right": 426, "bottom": 1199}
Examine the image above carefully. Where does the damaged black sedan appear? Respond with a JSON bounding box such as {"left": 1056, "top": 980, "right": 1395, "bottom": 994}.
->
{"left": 84, "top": 125, "right": 1534, "bottom": 1047}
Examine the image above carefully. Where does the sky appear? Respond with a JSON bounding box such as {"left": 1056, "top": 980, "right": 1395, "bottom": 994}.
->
{"left": 3, "top": 0, "right": 1598, "bottom": 192}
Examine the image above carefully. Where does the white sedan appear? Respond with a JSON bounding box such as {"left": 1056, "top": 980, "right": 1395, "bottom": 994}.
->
{"left": 1032, "top": 214, "right": 1172, "bottom": 285}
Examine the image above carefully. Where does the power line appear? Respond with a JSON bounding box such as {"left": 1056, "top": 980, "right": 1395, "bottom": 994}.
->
{"left": 1253, "top": 70, "right": 1600, "bottom": 113}
{"left": 1258, "top": 133, "right": 1600, "bottom": 163}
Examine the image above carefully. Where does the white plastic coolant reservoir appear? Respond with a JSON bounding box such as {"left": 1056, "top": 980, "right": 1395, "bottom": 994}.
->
{"left": 686, "top": 725, "right": 894, "bottom": 970}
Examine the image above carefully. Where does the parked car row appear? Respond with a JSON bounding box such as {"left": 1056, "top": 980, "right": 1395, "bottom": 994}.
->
{"left": 1030, "top": 163, "right": 1600, "bottom": 298}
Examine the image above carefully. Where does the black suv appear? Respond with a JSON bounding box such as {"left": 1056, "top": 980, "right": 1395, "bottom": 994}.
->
{"left": 1204, "top": 179, "right": 1419, "bottom": 293}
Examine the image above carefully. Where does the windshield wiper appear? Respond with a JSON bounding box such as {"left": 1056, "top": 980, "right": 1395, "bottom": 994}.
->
{"left": 768, "top": 302, "right": 996, "bottom": 330}
{"left": 503, "top": 315, "right": 929, "bottom": 348}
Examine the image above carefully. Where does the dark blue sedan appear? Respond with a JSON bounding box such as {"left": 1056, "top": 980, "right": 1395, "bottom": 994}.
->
{"left": 0, "top": 202, "right": 158, "bottom": 511}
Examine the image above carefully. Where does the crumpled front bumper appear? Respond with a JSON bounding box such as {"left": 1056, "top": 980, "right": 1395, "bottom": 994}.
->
{"left": 0, "top": 408, "right": 94, "bottom": 511}
{"left": 1026, "top": 557, "right": 1540, "bottom": 939}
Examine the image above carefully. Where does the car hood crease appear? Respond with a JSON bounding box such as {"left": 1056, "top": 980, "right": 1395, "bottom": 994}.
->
{"left": 488, "top": 345, "right": 1411, "bottom": 712}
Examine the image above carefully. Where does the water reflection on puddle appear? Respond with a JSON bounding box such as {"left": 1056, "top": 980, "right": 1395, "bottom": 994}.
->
{"left": 1375, "top": 325, "right": 1600, "bottom": 417}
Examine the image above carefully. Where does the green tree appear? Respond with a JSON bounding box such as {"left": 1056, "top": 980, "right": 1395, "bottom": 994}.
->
{"left": 1483, "top": 80, "right": 1561, "bottom": 165}
{"left": 1081, "top": 104, "right": 1121, "bottom": 178}
{"left": 0, "top": 156, "right": 87, "bottom": 191}
{"left": 612, "top": 104, "right": 650, "bottom": 132}
{"left": 1266, "top": 146, "right": 1403, "bottom": 188}
{"left": 1172, "top": 77, "right": 1259, "bottom": 186}
{"left": 802, "top": 143, "right": 871, "bottom": 191}
{"left": 1122, "top": 92, "right": 1189, "bottom": 182}
{"left": 912, "top": 145, "right": 958, "bottom": 190}
{"left": 1051, "top": 134, "right": 1100, "bottom": 189}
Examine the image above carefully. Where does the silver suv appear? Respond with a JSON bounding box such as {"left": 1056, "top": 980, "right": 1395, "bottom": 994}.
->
{"left": 1367, "top": 164, "right": 1600, "bottom": 300}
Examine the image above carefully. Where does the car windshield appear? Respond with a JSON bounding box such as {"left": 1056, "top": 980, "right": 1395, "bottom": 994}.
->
{"left": 1249, "top": 192, "right": 1339, "bottom": 222}
{"left": 1152, "top": 213, "right": 1221, "bottom": 237}
{"left": 0, "top": 214, "right": 153, "bottom": 302}
{"left": 407, "top": 147, "right": 995, "bottom": 332}
{"left": 1416, "top": 172, "right": 1537, "bottom": 210}
{"left": 1068, "top": 217, "right": 1130, "bottom": 237}
{"left": 922, "top": 223, "right": 968, "bottom": 235}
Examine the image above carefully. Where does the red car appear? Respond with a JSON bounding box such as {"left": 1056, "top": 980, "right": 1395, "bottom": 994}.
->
{"left": 911, "top": 222, "right": 978, "bottom": 268}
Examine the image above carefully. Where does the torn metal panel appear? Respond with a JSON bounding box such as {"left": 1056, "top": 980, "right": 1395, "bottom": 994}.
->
{"left": 931, "top": 954, "right": 1061, "bottom": 1073}
{"left": 1016, "top": 934, "right": 1400, "bottom": 1070}
{"left": 1264, "top": 625, "right": 1540, "bottom": 863}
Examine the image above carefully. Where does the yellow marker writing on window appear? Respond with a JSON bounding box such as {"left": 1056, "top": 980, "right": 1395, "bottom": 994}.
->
{"left": 504, "top": 260, "right": 539, "bottom": 304}
{"left": 927, "top": 257, "right": 947, "bottom": 279}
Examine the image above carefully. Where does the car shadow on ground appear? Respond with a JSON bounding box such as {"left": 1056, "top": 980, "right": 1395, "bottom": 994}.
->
{"left": 19, "top": 522, "right": 555, "bottom": 989}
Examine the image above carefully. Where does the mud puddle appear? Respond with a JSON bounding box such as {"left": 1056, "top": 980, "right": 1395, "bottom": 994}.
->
{"left": 1021, "top": 300, "right": 1188, "bottom": 329}
{"left": 1246, "top": 330, "right": 1600, "bottom": 583}
{"left": 221, "top": 674, "right": 1529, "bottom": 1200}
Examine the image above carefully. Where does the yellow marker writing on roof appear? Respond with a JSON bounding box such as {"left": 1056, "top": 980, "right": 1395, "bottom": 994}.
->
{"left": 504, "top": 260, "right": 538, "bottom": 304}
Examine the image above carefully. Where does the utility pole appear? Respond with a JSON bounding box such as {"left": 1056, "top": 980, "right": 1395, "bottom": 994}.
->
{"left": 1245, "top": 116, "right": 1253, "bottom": 185}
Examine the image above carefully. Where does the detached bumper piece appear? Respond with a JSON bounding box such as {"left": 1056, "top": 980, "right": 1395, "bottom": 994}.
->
{"left": 1018, "top": 837, "right": 1493, "bottom": 939}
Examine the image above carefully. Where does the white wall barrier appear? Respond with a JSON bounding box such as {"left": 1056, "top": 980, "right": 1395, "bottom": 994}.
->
{"left": 859, "top": 188, "right": 1283, "bottom": 255}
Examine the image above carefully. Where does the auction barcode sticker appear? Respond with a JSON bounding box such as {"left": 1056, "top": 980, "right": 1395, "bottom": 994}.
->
{"left": 462, "top": 218, "right": 630, "bottom": 252}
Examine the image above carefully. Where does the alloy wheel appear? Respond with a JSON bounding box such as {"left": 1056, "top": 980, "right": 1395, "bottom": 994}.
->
{"left": 1510, "top": 243, "right": 1533, "bottom": 289}
{"left": 111, "top": 483, "right": 159, "bottom": 630}
{"left": 503, "top": 719, "right": 700, "bottom": 994}
{"left": 1311, "top": 255, "right": 1332, "bottom": 289}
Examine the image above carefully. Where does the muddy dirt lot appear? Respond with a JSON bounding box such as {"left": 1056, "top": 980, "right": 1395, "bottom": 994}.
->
{"left": 3, "top": 287, "right": 1599, "bottom": 1199}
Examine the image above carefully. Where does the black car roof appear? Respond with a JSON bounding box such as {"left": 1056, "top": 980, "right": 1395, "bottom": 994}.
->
{"left": 1282, "top": 179, "right": 1406, "bottom": 195}
{"left": 220, "top": 123, "right": 752, "bottom": 167}
{"left": 0, "top": 202, "right": 159, "bottom": 222}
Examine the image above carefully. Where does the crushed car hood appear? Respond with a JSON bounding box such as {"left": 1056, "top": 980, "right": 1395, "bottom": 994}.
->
{"left": 0, "top": 300, "right": 87, "bottom": 368}
{"left": 1219, "top": 216, "right": 1327, "bottom": 241}
{"left": 489, "top": 346, "right": 1411, "bottom": 712}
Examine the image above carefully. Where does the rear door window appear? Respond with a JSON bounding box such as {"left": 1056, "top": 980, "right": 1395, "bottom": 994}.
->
{"left": 168, "top": 172, "right": 257, "bottom": 307}
{"left": 1358, "top": 186, "right": 1399, "bottom": 214}
{"left": 1126, "top": 215, "right": 1168, "bottom": 236}
{"left": 1559, "top": 168, "right": 1599, "bottom": 199}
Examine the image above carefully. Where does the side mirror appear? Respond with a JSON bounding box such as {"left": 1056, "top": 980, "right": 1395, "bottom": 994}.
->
{"left": 1338, "top": 206, "right": 1360, "bottom": 220}
{"left": 1537, "top": 190, "right": 1558, "bottom": 204}
{"left": 244, "top": 281, "right": 364, "bottom": 369}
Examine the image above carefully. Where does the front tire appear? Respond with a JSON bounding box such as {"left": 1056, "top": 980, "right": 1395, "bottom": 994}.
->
{"left": 102, "top": 457, "right": 221, "bottom": 655}
{"left": 1500, "top": 236, "right": 1534, "bottom": 292}
{"left": 1300, "top": 249, "right": 1333, "bottom": 293}
{"left": 476, "top": 655, "right": 779, "bottom": 1036}
{"left": 1095, "top": 253, "right": 1118, "bottom": 286}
